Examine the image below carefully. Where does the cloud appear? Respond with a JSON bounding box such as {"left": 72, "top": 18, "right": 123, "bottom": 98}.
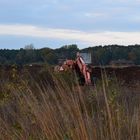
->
{"left": 0, "top": 24, "right": 140, "bottom": 46}
{"left": 84, "top": 12, "right": 107, "bottom": 18}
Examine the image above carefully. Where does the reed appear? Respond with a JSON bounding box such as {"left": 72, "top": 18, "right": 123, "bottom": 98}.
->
{"left": 0, "top": 70, "right": 140, "bottom": 140}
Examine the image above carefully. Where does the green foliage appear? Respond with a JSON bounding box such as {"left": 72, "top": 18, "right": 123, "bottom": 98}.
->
{"left": 54, "top": 70, "right": 77, "bottom": 88}
{"left": 40, "top": 48, "right": 58, "bottom": 64}
{"left": 0, "top": 44, "right": 140, "bottom": 65}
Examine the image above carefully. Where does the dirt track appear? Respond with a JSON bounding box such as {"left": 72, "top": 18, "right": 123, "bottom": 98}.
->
{"left": 91, "top": 66, "right": 140, "bottom": 85}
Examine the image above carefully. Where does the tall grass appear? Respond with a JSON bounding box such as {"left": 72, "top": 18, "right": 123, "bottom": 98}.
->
{"left": 0, "top": 69, "right": 140, "bottom": 140}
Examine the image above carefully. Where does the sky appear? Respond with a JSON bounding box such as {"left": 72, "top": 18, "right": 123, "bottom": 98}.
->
{"left": 0, "top": 0, "right": 140, "bottom": 49}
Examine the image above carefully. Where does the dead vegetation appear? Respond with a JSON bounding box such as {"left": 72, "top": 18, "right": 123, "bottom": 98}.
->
{"left": 0, "top": 66, "right": 140, "bottom": 140}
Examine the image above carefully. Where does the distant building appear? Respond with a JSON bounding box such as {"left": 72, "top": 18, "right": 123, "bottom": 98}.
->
{"left": 110, "top": 59, "right": 134, "bottom": 66}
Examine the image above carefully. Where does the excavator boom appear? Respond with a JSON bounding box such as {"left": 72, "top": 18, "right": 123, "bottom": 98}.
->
{"left": 76, "top": 55, "right": 91, "bottom": 85}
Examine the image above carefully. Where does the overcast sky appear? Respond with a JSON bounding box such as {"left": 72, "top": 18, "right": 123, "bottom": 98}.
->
{"left": 0, "top": 0, "right": 140, "bottom": 49}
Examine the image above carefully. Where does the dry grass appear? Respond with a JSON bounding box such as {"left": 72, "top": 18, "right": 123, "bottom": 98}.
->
{"left": 0, "top": 69, "right": 140, "bottom": 140}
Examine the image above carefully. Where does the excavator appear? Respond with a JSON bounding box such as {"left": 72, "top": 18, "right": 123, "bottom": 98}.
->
{"left": 56, "top": 52, "right": 92, "bottom": 85}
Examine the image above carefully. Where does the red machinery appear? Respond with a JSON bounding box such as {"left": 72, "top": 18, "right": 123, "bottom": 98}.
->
{"left": 58, "top": 52, "right": 92, "bottom": 85}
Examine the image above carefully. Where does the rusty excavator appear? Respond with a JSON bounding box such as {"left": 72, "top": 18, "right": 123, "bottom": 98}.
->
{"left": 55, "top": 52, "right": 92, "bottom": 85}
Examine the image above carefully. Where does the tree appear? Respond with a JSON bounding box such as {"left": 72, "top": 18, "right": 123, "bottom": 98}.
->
{"left": 24, "top": 44, "right": 35, "bottom": 50}
{"left": 40, "top": 48, "right": 58, "bottom": 64}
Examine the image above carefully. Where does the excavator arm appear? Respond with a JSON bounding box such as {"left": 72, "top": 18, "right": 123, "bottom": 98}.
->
{"left": 76, "top": 55, "right": 91, "bottom": 85}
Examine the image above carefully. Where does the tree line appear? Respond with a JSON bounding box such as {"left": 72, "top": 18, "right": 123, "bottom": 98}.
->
{"left": 0, "top": 44, "right": 140, "bottom": 66}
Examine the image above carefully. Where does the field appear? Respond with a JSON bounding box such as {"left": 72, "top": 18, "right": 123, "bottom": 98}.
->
{"left": 92, "top": 66, "right": 140, "bottom": 82}
{"left": 0, "top": 65, "right": 140, "bottom": 140}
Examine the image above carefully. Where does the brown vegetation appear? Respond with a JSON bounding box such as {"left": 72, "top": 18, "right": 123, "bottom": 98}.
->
{"left": 0, "top": 66, "right": 140, "bottom": 140}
